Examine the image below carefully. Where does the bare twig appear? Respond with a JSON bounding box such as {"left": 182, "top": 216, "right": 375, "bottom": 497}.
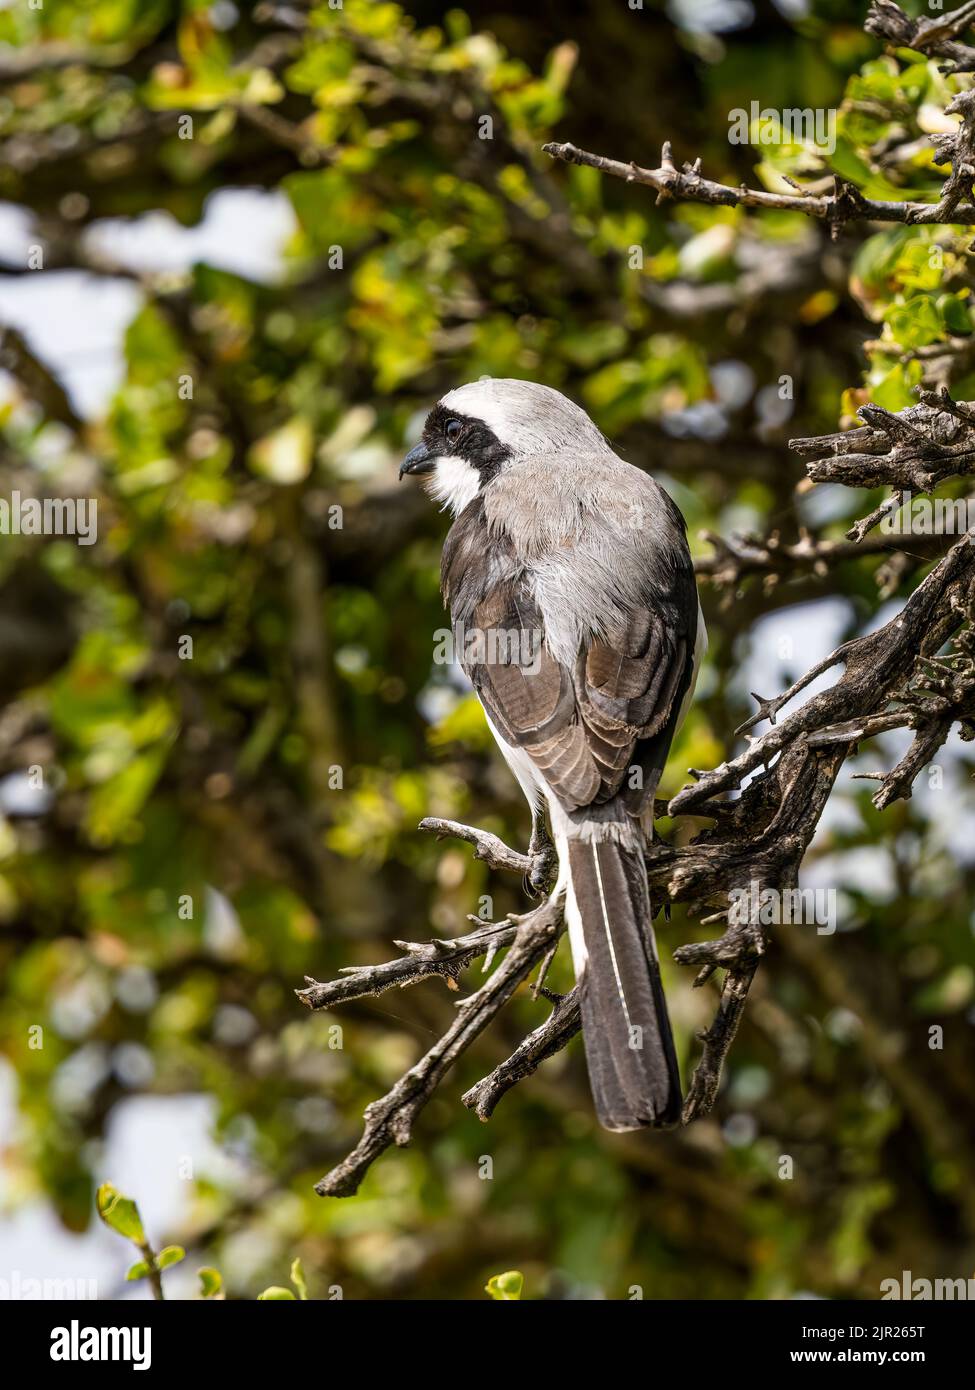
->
{"left": 695, "top": 525, "right": 953, "bottom": 594}
{"left": 544, "top": 4, "right": 975, "bottom": 234}
{"left": 295, "top": 918, "right": 519, "bottom": 1009}
{"left": 682, "top": 963, "right": 761, "bottom": 1123}
{"left": 417, "top": 816, "right": 531, "bottom": 875}
{"left": 542, "top": 140, "right": 975, "bottom": 232}
{"left": 313, "top": 895, "right": 565, "bottom": 1196}
{"left": 462, "top": 985, "right": 582, "bottom": 1121}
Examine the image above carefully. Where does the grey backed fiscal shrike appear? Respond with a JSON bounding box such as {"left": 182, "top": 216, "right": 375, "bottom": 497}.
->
{"left": 400, "top": 378, "right": 706, "bottom": 1131}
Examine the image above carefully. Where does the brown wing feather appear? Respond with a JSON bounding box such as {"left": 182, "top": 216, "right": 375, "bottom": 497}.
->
{"left": 466, "top": 584, "right": 688, "bottom": 815}
{"left": 443, "top": 493, "right": 695, "bottom": 818}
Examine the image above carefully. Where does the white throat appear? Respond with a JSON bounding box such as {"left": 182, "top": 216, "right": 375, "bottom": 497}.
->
{"left": 425, "top": 455, "right": 481, "bottom": 517}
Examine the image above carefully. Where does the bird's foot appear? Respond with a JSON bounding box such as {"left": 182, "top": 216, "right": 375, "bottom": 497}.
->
{"left": 523, "top": 843, "right": 558, "bottom": 898}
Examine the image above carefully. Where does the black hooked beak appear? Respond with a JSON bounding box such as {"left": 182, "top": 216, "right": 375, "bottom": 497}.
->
{"left": 399, "top": 440, "right": 437, "bottom": 480}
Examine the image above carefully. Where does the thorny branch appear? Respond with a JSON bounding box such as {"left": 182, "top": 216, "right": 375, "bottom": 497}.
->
{"left": 694, "top": 526, "right": 953, "bottom": 601}
{"left": 303, "top": 887, "right": 566, "bottom": 1198}
{"left": 699, "top": 392, "right": 975, "bottom": 602}
{"left": 542, "top": 139, "right": 964, "bottom": 235}
{"left": 866, "top": 0, "right": 975, "bottom": 75}
{"left": 295, "top": 0, "right": 975, "bottom": 1196}
{"left": 790, "top": 391, "right": 975, "bottom": 539}
{"left": 544, "top": 3, "right": 975, "bottom": 235}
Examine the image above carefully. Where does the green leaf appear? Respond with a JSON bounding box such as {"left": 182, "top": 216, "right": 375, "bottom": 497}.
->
{"left": 939, "top": 292, "right": 973, "bottom": 335}
{"left": 85, "top": 744, "right": 171, "bottom": 848}
{"left": 290, "top": 1257, "right": 308, "bottom": 1301}
{"left": 199, "top": 1267, "right": 223, "bottom": 1298}
{"left": 126, "top": 1261, "right": 151, "bottom": 1282}
{"left": 157, "top": 1245, "right": 185, "bottom": 1270}
{"left": 870, "top": 359, "right": 924, "bottom": 412}
{"left": 485, "top": 1270, "right": 524, "bottom": 1300}
{"left": 96, "top": 1183, "right": 147, "bottom": 1246}
{"left": 824, "top": 134, "right": 874, "bottom": 187}
{"left": 257, "top": 1286, "right": 297, "bottom": 1300}
{"left": 885, "top": 296, "right": 943, "bottom": 350}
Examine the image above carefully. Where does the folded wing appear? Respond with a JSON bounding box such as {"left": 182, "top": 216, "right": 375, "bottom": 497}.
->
{"left": 442, "top": 496, "right": 696, "bottom": 819}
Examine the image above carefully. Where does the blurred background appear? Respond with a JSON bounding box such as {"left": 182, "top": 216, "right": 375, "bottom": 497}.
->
{"left": 1, "top": 0, "right": 975, "bottom": 1300}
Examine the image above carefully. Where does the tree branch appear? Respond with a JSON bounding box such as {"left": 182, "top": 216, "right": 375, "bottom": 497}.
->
{"left": 791, "top": 391, "right": 975, "bottom": 539}
{"left": 416, "top": 816, "right": 531, "bottom": 876}
{"left": 866, "top": 0, "right": 975, "bottom": 74}
{"left": 461, "top": 985, "right": 582, "bottom": 1121}
{"left": 295, "top": 918, "right": 520, "bottom": 1009}
{"left": 311, "top": 894, "right": 565, "bottom": 1196}
{"left": 695, "top": 525, "right": 953, "bottom": 595}
{"left": 543, "top": 2, "right": 975, "bottom": 235}
{"left": 542, "top": 140, "right": 975, "bottom": 233}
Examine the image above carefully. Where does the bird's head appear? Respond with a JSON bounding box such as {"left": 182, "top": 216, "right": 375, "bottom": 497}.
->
{"left": 399, "top": 378, "right": 605, "bottom": 515}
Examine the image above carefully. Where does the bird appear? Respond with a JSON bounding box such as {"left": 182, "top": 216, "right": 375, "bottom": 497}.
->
{"left": 400, "top": 378, "right": 705, "bottom": 1131}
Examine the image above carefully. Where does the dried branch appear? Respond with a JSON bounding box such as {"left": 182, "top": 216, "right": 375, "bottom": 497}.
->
{"left": 416, "top": 816, "right": 531, "bottom": 876}
{"left": 543, "top": 3, "right": 975, "bottom": 234}
{"left": 671, "top": 530, "right": 975, "bottom": 820}
{"left": 296, "top": 918, "right": 519, "bottom": 1009}
{"left": 312, "top": 894, "right": 565, "bottom": 1196}
{"left": 791, "top": 391, "right": 975, "bottom": 539}
{"left": 542, "top": 140, "right": 975, "bottom": 233}
{"left": 681, "top": 963, "right": 761, "bottom": 1123}
{"left": 462, "top": 985, "right": 582, "bottom": 1121}
{"left": 867, "top": 0, "right": 975, "bottom": 74}
{"left": 868, "top": 715, "right": 956, "bottom": 810}
{"left": 695, "top": 525, "right": 952, "bottom": 595}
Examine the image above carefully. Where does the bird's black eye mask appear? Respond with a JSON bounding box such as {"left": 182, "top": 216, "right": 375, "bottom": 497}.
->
{"left": 400, "top": 404, "right": 512, "bottom": 483}
{"left": 423, "top": 405, "right": 511, "bottom": 483}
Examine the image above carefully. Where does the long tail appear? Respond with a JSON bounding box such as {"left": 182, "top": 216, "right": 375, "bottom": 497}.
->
{"left": 560, "top": 836, "right": 682, "bottom": 1131}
